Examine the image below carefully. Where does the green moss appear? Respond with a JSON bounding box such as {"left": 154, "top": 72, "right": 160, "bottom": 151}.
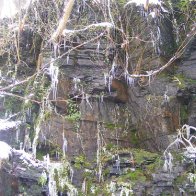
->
{"left": 38, "top": 174, "right": 47, "bottom": 187}
{"left": 132, "top": 149, "right": 162, "bottom": 174}
{"left": 36, "top": 144, "right": 62, "bottom": 161}
{"left": 104, "top": 123, "right": 116, "bottom": 130}
{"left": 105, "top": 143, "right": 115, "bottom": 151}
{"left": 65, "top": 100, "right": 81, "bottom": 122}
{"left": 54, "top": 169, "right": 62, "bottom": 192}
{"left": 132, "top": 149, "right": 159, "bottom": 164}
{"left": 119, "top": 169, "right": 146, "bottom": 182}
{"left": 74, "top": 154, "right": 91, "bottom": 169}
{"left": 103, "top": 168, "right": 110, "bottom": 177}
{"left": 129, "top": 129, "right": 139, "bottom": 146}
{"left": 4, "top": 96, "right": 22, "bottom": 114}
{"left": 180, "top": 104, "right": 188, "bottom": 124}
{"left": 36, "top": 150, "right": 45, "bottom": 161}
{"left": 186, "top": 78, "right": 196, "bottom": 85}
{"left": 172, "top": 74, "right": 186, "bottom": 88}
{"left": 174, "top": 172, "right": 188, "bottom": 184}
{"left": 104, "top": 122, "right": 123, "bottom": 131}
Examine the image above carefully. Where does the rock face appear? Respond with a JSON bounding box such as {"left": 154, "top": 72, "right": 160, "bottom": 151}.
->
{"left": 177, "top": 37, "right": 196, "bottom": 128}
{"left": 180, "top": 37, "right": 196, "bottom": 80}
{"left": 0, "top": 1, "right": 195, "bottom": 195}
{"left": 31, "top": 2, "right": 195, "bottom": 190}
{"left": 0, "top": 144, "right": 45, "bottom": 196}
{"left": 0, "top": 120, "right": 24, "bottom": 149}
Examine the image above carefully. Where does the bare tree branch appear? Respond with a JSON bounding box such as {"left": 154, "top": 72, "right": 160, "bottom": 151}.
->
{"left": 51, "top": 0, "right": 75, "bottom": 42}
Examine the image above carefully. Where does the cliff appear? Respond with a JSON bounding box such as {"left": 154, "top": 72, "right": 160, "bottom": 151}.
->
{"left": 0, "top": 0, "right": 195, "bottom": 195}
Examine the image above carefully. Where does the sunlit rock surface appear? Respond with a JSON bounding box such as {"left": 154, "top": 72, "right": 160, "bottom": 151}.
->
{"left": 0, "top": 119, "right": 24, "bottom": 148}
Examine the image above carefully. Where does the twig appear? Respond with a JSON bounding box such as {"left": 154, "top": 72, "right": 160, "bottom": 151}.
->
{"left": 0, "top": 91, "right": 41, "bottom": 104}
{"left": 0, "top": 74, "right": 36, "bottom": 91}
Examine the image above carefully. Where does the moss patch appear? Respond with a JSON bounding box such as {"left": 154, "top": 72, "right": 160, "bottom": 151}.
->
{"left": 119, "top": 169, "right": 146, "bottom": 183}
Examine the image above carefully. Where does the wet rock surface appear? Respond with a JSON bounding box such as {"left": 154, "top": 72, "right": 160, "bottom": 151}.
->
{"left": 0, "top": 145, "right": 46, "bottom": 196}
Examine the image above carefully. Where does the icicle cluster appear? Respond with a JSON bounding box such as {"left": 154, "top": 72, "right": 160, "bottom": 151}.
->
{"left": 73, "top": 77, "right": 81, "bottom": 90}
{"left": 163, "top": 124, "right": 196, "bottom": 172}
{"left": 104, "top": 61, "right": 117, "bottom": 93}
{"left": 120, "top": 186, "right": 133, "bottom": 196}
{"left": 124, "top": 71, "right": 134, "bottom": 86}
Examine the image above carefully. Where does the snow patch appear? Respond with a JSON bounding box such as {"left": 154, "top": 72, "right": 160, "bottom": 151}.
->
{"left": 125, "top": 0, "right": 162, "bottom": 7}
{"left": 0, "top": 141, "right": 12, "bottom": 160}
{"left": 63, "top": 22, "right": 114, "bottom": 35}
{"left": 0, "top": 119, "right": 21, "bottom": 131}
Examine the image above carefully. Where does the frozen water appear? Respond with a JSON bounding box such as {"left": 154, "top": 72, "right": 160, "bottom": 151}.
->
{"left": 0, "top": 119, "right": 21, "bottom": 131}
{"left": 0, "top": 141, "right": 12, "bottom": 160}
{"left": 48, "top": 59, "right": 59, "bottom": 100}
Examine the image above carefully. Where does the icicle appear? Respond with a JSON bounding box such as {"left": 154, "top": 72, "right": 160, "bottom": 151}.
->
{"left": 49, "top": 180, "right": 57, "bottom": 196}
{"left": 67, "top": 54, "right": 70, "bottom": 64}
{"left": 90, "top": 185, "right": 96, "bottom": 194}
{"left": 62, "top": 132, "right": 68, "bottom": 157}
{"left": 124, "top": 71, "right": 134, "bottom": 86}
{"left": 116, "top": 155, "right": 121, "bottom": 172}
{"left": 70, "top": 167, "right": 74, "bottom": 183}
{"left": 163, "top": 91, "right": 169, "bottom": 103}
{"left": 185, "top": 125, "right": 190, "bottom": 139}
{"left": 173, "top": 19, "right": 179, "bottom": 43}
{"left": 55, "top": 151, "right": 60, "bottom": 160}
{"left": 168, "top": 153, "right": 174, "bottom": 165}
{"left": 109, "top": 61, "right": 116, "bottom": 77}
{"left": 85, "top": 94, "right": 92, "bottom": 109}
{"left": 48, "top": 58, "right": 59, "bottom": 100}
{"left": 157, "top": 26, "right": 161, "bottom": 41}
{"left": 23, "top": 130, "right": 31, "bottom": 152}
{"left": 46, "top": 154, "right": 50, "bottom": 170}
{"left": 109, "top": 181, "right": 116, "bottom": 193}
{"left": 63, "top": 37, "right": 66, "bottom": 50}
{"left": 108, "top": 75, "right": 113, "bottom": 93}
{"left": 34, "top": 7, "right": 38, "bottom": 21}
{"left": 97, "top": 123, "right": 103, "bottom": 182}
{"left": 96, "top": 41, "right": 100, "bottom": 53}
{"left": 163, "top": 152, "right": 173, "bottom": 173}
{"left": 73, "top": 77, "right": 81, "bottom": 90}
{"left": 104, "top": 72, "right": 109, "bottom": 86}
{"left": 120, "top": 186, "right": 133, "bottom": 196}
{"left": 4, "top": 110, "right": 8, "bottom": 119}
{"left": 98, "top": 163, "right": 102, "bottom": 182}
{"left": 24, "top": 107, "right": 32, "bottom": 117}
{"left": 82, "top": 178, "right": 86, "bottom": 193}
{"left": 100, "top": 94, "right": 104, "bottom": 103}
{"left": 163, "top": 161, "right": 168, "bottom": 172}
{"left": 20, "top": 142, "right": 23, "bottom": 150}
{"left": 53, "top": 43, "right": 60, "bottom": 58}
